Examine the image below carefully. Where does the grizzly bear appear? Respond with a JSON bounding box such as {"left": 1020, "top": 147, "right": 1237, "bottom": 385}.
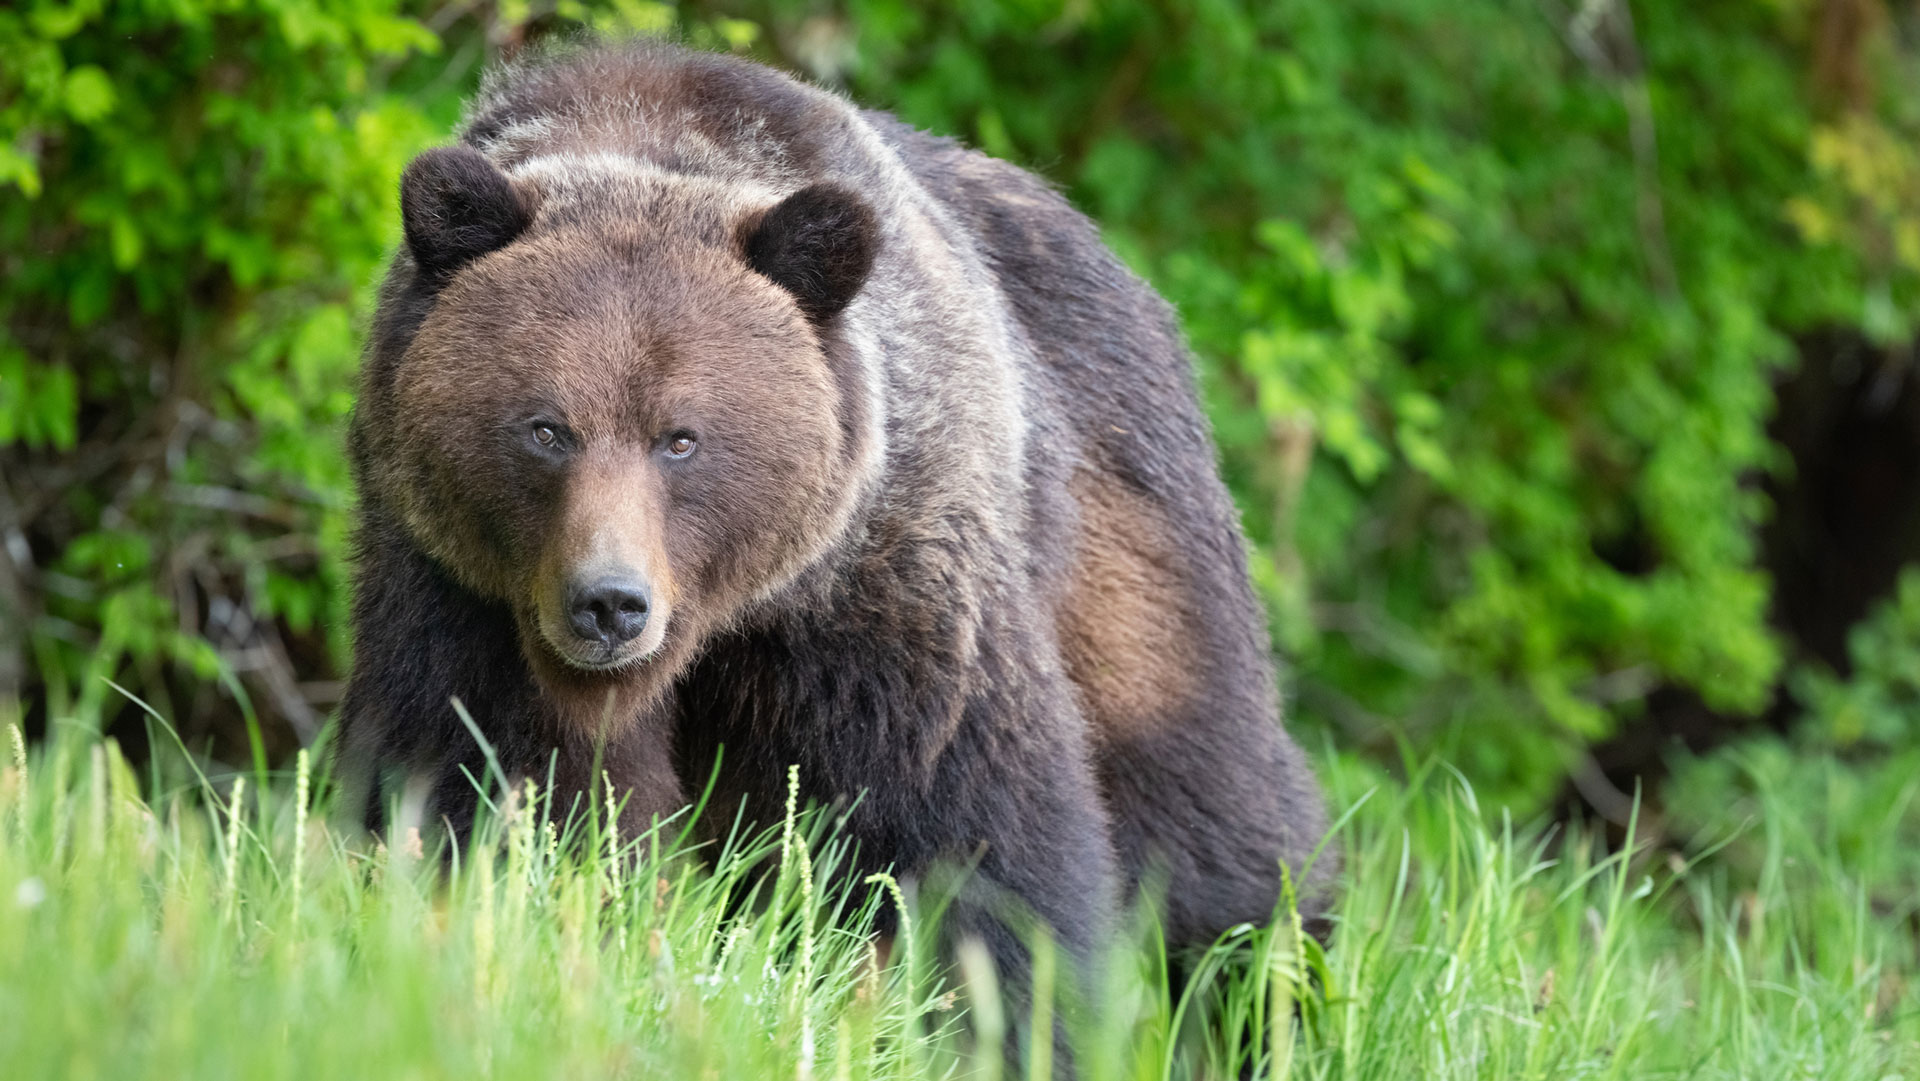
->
{"left": 338, "top": 39, "right": 1334, "bottom": 997}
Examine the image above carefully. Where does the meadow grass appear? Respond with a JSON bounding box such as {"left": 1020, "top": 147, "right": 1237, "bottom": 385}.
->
{"left": 2, "top": 716, "right": 1916, "bottom": 1080}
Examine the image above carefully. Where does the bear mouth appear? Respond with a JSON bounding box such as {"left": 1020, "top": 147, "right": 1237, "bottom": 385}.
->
{"left": 558, "top": 647, "right": 638, "bottom": 672}
{"left": 545, "top": 636, "right": 654, "bottom": 673}
{"left": 532, "top": 610, "right": 670, "bottom": 675}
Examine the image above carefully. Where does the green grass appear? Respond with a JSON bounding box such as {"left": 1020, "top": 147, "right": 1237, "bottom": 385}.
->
{"left": 3, "top": 717, "right": 1917, "bottom": 1080}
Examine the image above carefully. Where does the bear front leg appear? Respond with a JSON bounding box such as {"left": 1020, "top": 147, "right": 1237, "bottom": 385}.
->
{"left": 921, "top": 709, "right": 1117, "bottom": 966}
{"left": 901, "top": 667, "right": 1117, "bottom": 1074}
{"left": 772, "top": 639, "right": 1118, "bottom": 1055}
{"left": 337, "top": 504, "right": 537, "bottom": 837}
{"left": 675, "top": 611, "right": 1115, "bottom": 1067}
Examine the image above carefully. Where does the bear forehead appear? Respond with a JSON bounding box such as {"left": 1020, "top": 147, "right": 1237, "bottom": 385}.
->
{"left": 451, "top": 199, "right": 802, "bottom": 314}
{"left": 418, "top": 225, "right": 801, "bottom": 347}
{"left": 400, "top": 238, "right": 833, "bottom": 435}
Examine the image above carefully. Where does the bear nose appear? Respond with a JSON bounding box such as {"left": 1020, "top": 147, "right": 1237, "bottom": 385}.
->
{"left": 566, "top": 578, "right": 651, "bottom": 646}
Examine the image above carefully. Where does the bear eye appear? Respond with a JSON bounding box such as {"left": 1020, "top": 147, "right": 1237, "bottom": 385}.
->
{"left": 532, "top": 424, "right": 557, "bottom": 447}
{"left": 664, "top": 432, "right": 697, "bottom": 459}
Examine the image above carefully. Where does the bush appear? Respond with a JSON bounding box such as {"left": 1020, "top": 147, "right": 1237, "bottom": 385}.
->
{"left": 0, "top": 0, "right": 451, "bottom": 756}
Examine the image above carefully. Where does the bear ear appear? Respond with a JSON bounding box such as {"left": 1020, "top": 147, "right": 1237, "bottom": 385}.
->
{"left": 400, "top": 146, "right": 534, "bottom": 283}
{"left": 743, "top": 184, "right": 879, "bottom": 323}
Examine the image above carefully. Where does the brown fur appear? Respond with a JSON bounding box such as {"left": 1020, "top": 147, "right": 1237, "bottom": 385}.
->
{"left": 527, "top": 458, "right": 677, "bottom": 674}
{"left": 365, "top": 209, "right": 865, "bottom": 714}
{"left": 1057, "top": 470, "right": 1203, "bottom": 741}
{"left": 339, "top": 46, "right": 1336, "bottom": 1055}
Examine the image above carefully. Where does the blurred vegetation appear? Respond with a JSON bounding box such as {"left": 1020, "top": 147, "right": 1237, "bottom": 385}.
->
{"left": 2, "top": 0, "right": 1917, "bottom": 813}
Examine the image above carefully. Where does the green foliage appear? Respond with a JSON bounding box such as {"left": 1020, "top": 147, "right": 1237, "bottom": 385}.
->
{"left": 7, "top": 724, "right": 1920, "bottom": 1078}
{"left": 0, "top": 0, "right": 449, "bottom": 734}
{"left": 1793, "top": 568, "right": 1920, "bottom": 749}
{"left": 3, "top": 0, "right": 1917, "bottom": 807}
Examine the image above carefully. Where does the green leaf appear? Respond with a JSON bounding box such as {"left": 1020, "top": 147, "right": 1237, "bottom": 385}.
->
{"left": 61, "top": 64, "right": 115, "bottom": 124}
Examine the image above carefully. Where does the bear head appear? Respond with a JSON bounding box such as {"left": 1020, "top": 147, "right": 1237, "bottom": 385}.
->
{"left": 362, "top": 145, "right": 881, "bottom": 723}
